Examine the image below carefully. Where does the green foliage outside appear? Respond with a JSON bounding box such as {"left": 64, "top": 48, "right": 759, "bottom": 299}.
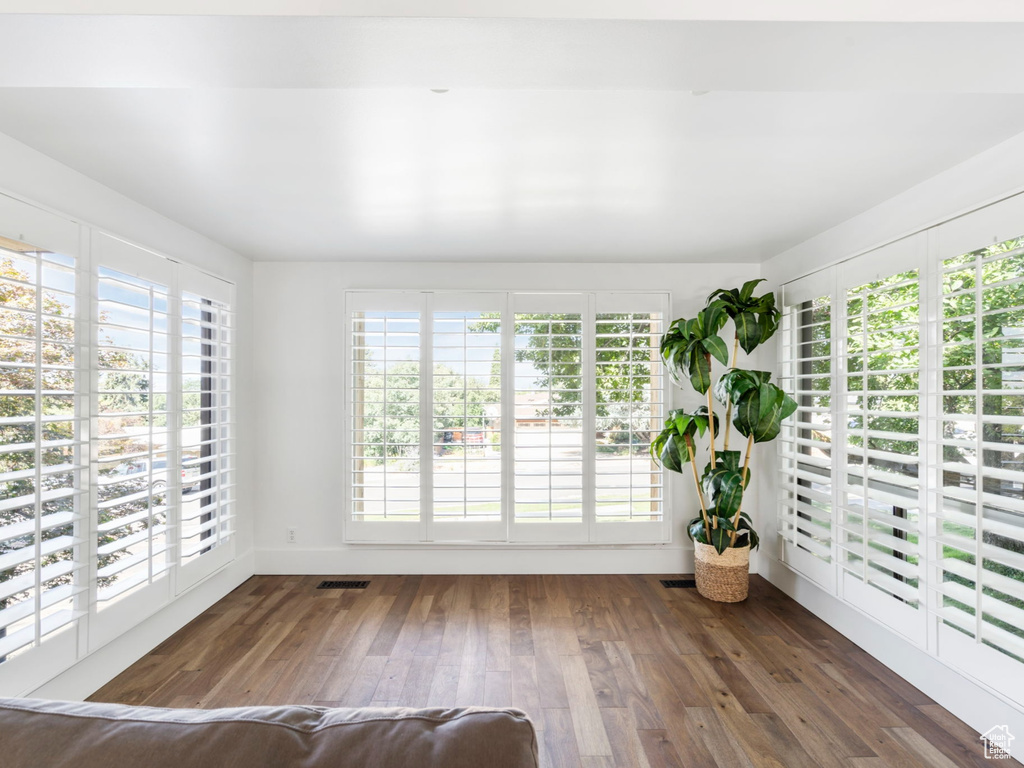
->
{"left": 353, "top": 360, "right": 499, "bottom": 460}
{"left": 357, "top": 312, "right": 663, "bottom": 459}
{"left": 476, "top": 313, "right": 661, "bottom": 450}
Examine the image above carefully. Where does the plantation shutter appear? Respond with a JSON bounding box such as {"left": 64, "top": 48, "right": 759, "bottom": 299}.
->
{"left": 347, "top": 293, "right": 424, "bottom": 542}
{"left": 92, "top": 237, "right": 176, "bottom": 616}
{"left": 777, "top": 272, "right": 835, "bottom": 589}
{"left": 591, "top": 292, "right": 670, "bottom": 543}
{"left": 0, "top": 228, "right": 86, "bottom": 669}
{"left": 509, "top": 293, "right": 588, "bottom": 543}
{"left": 430, "top": 293, "right": 506, "bottom": 541}
{"left": 177, "top": 268, "right": 234, "bottom": 590}
{"left": 933, "top": 204, "right": 1024, "bottom": 696}
{"left": 345, "top": 291, "right": 670, "bottom": 544}
{"left": 0, "top": 197, "right": 240, "bottom": 694}
{"left": 838, "top": 236, "right": 927, "bottom": 644}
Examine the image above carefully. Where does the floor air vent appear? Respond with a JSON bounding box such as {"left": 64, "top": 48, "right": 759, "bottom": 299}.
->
{"left": 660, "top": 578, "right": 697, "bottom": 589}
{"left": 317, "top": 580, "right": 370, "bottom": 590}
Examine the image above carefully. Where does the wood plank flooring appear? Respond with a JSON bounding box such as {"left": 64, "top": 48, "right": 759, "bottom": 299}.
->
{"left": 90, "top": 575, "right": 1014, "bottom": 768}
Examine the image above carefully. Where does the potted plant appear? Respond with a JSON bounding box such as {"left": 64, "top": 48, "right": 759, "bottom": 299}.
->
{"left": 651, "top": 280, "right": 795, "bottom": 602}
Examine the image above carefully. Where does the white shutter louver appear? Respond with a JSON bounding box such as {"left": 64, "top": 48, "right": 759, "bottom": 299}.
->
{"left": 839, "top": 265, "right": 925, "bottom": 640}
{"left": 777, "top": 286, "right": 834, "bottom": 588}
{"left": 348, "top": 296, "right": 423, "bottom": 541}
{"left": 935, "top": 236, "right": 1024, "bottom": 667}
{"left": 346, "top": 291, "right": 670, "bottom": 544}
{"left": 94, "top": 266, "right": 172, "bottom": 603}
{"left": 0, "top": 201, "right": 239, "bottom": 693}
{"left": 511, "top": 306, "right": 586, "bottom": 540}
{"left": 593, "top": 309, "right": 664, "bottom": 524}
{"left": 178, "top": 288, "right": 234, "bottom": 584}
{"left": 0, "top": 239, "right": 85, "bottom": 661}
{"left": 431, "top": 304, "right": 503, "bottom": 538}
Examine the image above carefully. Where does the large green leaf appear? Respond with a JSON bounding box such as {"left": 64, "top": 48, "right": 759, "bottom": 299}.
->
{"left": 701, "top": 300, "right": 730, "bottom": 336}
{"left": 660, "top": 316, "right": 728, "bottom": 394}
{"left": 690, "top": 513, "right": 753, "bottom": 553}
{"left": 658, "top": 433, "right": 689, "bottom": 473}
{"left": 671, "top": 411, "right": 695, "bottom": 436}
{"left": 701, "top": 334, "right": 730, "bottom": 366}
{"left": 733, "top": 382, "right": 798, "bottom": 443}
{"left": 713, "top": 368, "right": 769, "bottom": 406}
{"left": 714, "top": 472, "right": 744, "bottom": 517}
{"left": 706, "top": 287, "right": 738, "bottom": 305}
{"left": 687, "top": 516, "right": 708, "bottom": 544}
{"left": 739, "top": 278, "right": 765, "bottom": 302}
{"left": 696, "top": 282, "right": 780, "bottom": 356}
{"left": 708, "top": 519, "right": 734, "bottom": 554}
{"left": 734, "top": 311, "right": 760, "bottom": 354}
{"left": 733, "top": 515, "right": 760, "bottom": 550}
{"left": 650, "top": 408, "right": 718, "bottom": 472}
{"left": 703, "top": 450, "right": 742, "bottom": 477}
{"left": 691, "top": 406, "right": 718, "bottom": 437}
{"left": 701, "top": 460, "right": 745, "bottom": 518}
{"left": 757, "top": 306, "right": 779, "bottom": 344}
{"left": 688, "top": 348, "right": 712, "bottom": 393}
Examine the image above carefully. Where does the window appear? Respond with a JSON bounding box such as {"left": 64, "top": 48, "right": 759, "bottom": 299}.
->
{"left": 0, "top": 237, "right": 84, "bottom": 663}
{"left": 778, "top": 277, "right": 834, "bottom": 589}
{"left": 778, "top": 196, "right": 1024, "bottom": 704}
{"left": 593, "top": 306, "right": 664, "bottom": 527}
{"left": 350, "top": 298, "right": 423, "bottom": 540}
{"left": 346, "top": 291, "right": 669, "bottom": 544}
{"left": 178, "top": 286, "right": 234, "bottom": 590}
{"left": 0, "top": 195, "right": 235, "bottom": 695}
{"left": 95, "top": 267, "right": 171, "bottom": 605}
{"left": 936, "top": 236, "right": 1024, "bottom": 668}
{"left": 512, "top": 304, "right": 586, "bottom": 536}
{"left": 432, "top": 299, "right": 503, "bottom": 539}
{"left": 840, "top": 268, "right": 923, "bottom": 622}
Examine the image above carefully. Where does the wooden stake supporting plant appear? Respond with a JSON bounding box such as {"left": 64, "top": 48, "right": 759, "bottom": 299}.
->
{"left": 651, "top": 280, "right": 795, "bottom": 601}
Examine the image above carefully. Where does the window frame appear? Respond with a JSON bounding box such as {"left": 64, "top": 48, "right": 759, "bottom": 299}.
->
{"left": 777, "top": 194, "right": 1024, "bottom": 703}
{"left": 177, "top": 274, "right": 235, "bottom": 593}
{"left": 0, "top": 228, "right": 87, "bottom": 676}
{"left": 343, "top": 289, "right": 672, "bottom": 546}
{"left": 777, "top": 270, "right": 837, "bottom": 592}
{"left": 0, "top": 192, "right": 236, "bottom": 696}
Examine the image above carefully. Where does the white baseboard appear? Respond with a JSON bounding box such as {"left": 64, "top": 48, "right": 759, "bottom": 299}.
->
{"left": 255, "top": 545, "right": 694, "bottom": 575}
{"left": 27, "top": 549, "right": 256, "bottom": 701}
{"left": 761, "top": 555, "right": 1024, "bottom": 739}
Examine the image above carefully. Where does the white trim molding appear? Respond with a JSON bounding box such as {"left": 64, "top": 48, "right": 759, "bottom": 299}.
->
{"left": 763, "top": 554, "right": 1024, "bottom": 740}
{"left": 255, "top": 545, "right": 692, "bottom": 576}
{"left": 23, "top": 548, "right": 254, "bottom": 701}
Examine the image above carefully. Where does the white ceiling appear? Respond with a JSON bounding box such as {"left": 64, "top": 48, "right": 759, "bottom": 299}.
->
{"left": 2, "top": 13, "right": 1024, "bottom": 263}
{"left": 8, "top": 1, "right": 1024, "bottom": 22}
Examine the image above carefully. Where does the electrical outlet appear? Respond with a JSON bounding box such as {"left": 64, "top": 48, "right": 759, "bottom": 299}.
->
{"left": 287, "top": 527, "right": 297, "bottom": 544}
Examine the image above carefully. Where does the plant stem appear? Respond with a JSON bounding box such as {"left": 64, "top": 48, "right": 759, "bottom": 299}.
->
{"left": 706, "top": 354, "right": 716, "bottom": 468}
{"left": 685, "top": 435, "right": 712, "bottom": 542}
{"left": 723, "top": 336, "right": 740, "bottom": 450}
{"left": 729, "top": 434, "right": 756, "bottom": 545}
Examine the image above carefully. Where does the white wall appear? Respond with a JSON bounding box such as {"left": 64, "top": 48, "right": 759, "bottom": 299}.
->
{"left": 0, "top": 131, "right": 256, "bottom": 698}
{"left": 757, "top": 131, "right": 1024, "bottom": 737}
{"left": 762, "top": 131, "right": 1024, "bottom": 289}
{"left": 252, "top": 260, "right": 766, "bottom": 574}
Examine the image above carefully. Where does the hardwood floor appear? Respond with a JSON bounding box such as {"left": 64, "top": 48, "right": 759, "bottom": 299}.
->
{"left": 90, "top": 574, "right": 1012, "bottom": 768}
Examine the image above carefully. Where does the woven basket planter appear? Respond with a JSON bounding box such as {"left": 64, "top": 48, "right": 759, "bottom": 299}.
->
{"left": 694, "top": 542, "right": 750, "bottom": 602}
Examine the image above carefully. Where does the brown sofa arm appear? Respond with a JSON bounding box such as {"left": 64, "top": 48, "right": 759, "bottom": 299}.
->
{"left": 0, "top": 697, "right": 539, "bottom": 768}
